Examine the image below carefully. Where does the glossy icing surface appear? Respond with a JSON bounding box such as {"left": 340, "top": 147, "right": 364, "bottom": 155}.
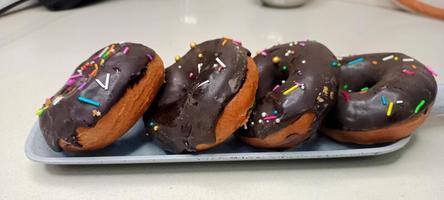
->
{"left": 38, "top": 43, "right": 155, "bottom": 151}
{"left": 144, "top": 38, "right": 251, "bottom": 153}
{"left": 238, "top": 41, "right": 339, "bottom": 139}
{"left": 323, "top": 53, "right": 437, "bottom": 131}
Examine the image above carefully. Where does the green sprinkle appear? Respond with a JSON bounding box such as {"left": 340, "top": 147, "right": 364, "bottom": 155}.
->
{"left": 343, "top": 84, "right": 349, "bottom": 90}
{"left": 414, "top": 100, "right": 426, "bottom": 113}
{"left": 361, "top": 87, "right": 369, "bottom": 92}
{"left": 282, "top": 66, "right": 288, "bottom": 71}
{"left": 35, "top": 107, "right": 47, "bottom": 116}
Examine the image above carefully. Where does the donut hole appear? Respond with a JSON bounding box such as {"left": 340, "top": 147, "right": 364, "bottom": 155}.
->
{"left": 344, "top": 79, "right": 378, "bottom": 93}
{"left": 271, "top": 65, "right": 290, "bottom": 89}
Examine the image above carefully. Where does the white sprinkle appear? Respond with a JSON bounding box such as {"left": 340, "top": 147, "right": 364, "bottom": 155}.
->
{"left": 266, "top": 120, "right": 270, "bottom": 123}
{"left": 396, "top": 100, "right": 404, "bottom": 104}
{"left": 216, "top": 57, "right": 226, "bottom": 68}
{"left": 382, "top": 55, "right": 394, "bottom": 61}
{"left": 261, "top": 112, "right": 267, "bottom": 117}
{"left": 178, "top": 65, "right": 182, "bottom": 69}
{"left": 258, "top": 119, "right": 263, "bottom": 124}
{"left": 52, "top": 96, "right": 63, "bottom": 106}
{"left": 250, "top": 122, "right": 255, "bottom": 125}
{"left": 302, "top": 60, "right": 306, "bottom": 64}
{"left": 275, "top": 118, "right": 281, "bottom": 123}
{"left": 95, "top": 73, "right": 110, "bottom": 90}
{"left": 77, "top": 69, "right": 82, "bottom": 74}
{"left": 197, "top": 63, "right": 203, "bottom": 73}
{"left": 243, "top": 124, "right": 248, "bottom": 129}
{"left": 119, "top": 41, "right": 126, "bottom": 44}
{"left": 402, "top": 58, "right": 414, "bottom": 62}
{"left": 281, "top": 80, "right": 286, "bottom": 84}
{"left": 213, "top": 64, "right": 218, "bottom": 68}
{"left": 197, "top": 80, "right": 209, "bottom": 88}
{"left": 289, "top": 42, "right": 294, "bottom": 46}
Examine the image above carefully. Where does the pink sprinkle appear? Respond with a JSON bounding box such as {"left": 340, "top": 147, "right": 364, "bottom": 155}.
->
{"left": 70, "top": 73, "right": 82, "bottom": 79}
{"left": 263, "top": 115, "right": 277, "bottom": 120}
{"left": 77, "top": 82, "right": 87, "bottom": 90}
{"left": 260, "top": 49, "right": 267, "bottom": 56}
{"left": 146, "top": 54, "right": 153, "bottom": 61}
{"left": 402, "top": 69, "right": 415, "bottom": 75}
{"left": 233, "top": 39, "right": 242, "bottom": 45}
{"left": 299, "top": 42, "right": 306, "bottom": 47}
{"left": 123, "top": 46, "right": 129, "bottom": 54}
{"left": 272, "top": 85, "right": 280, "bottom": 91}
{"left": 66, "top": 79, "right": 76, "bottom": 86}
{"left": 189, "top": 72, "right": 194, "bottom": 79}
{"left": 341, "top": 91, "right": 350, "bottom": 102}
{"left": 425, "top": 66, "right": 438, "bottom": 77}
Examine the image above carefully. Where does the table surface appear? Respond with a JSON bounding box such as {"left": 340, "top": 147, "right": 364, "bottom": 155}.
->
{"left": 1, "top": 0, "right": 444, "bottom": 199}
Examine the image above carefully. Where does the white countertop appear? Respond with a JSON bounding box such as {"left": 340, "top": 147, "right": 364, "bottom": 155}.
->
{"left": 1, "top": 0, "right": 444, "bottom": 199}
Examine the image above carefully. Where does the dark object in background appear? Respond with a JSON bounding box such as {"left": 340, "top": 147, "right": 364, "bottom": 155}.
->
{"left": 39, "top": 0, "right": 88, "bottom": 10}
{"left": 0, "top": 0, "right": 96, "bottom": 15}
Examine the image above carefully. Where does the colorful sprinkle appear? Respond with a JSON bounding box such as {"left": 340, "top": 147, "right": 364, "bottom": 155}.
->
{"left": 197, "top": 63, "right": 203, "bottom": 73}
{"left": 52, "top": 96, "right": 63, "bottom": 105}
{"left": 283, "top": 84, "right": 299, "bottom": 95}
{"left": 197, "top": 53, "right": 203, "bottom": 59}
{"left": 372, "top": 61, "right": 378, "bottom": 65}
{"left": 92, "top": 110, "right": 101, "bottom": 117}
{"left": 411, "top": 65, "right": 417, "bottom": 69}
{"left": 301, "top": 60, "right": 306, "bottom": 64}
{"left": 146, "top": 54, "right": 153, "bottom": 61}
{"left": 402, "top": 58, "right": 414, "bottom": 62}
{"left": 341, "top": 91, "right": 350, "bottom": 102}
{"left": 264, "top": 115, "right": 277, "bottom": 120}
{"left": 347, "top": 57, "right": 364, "bottom": 65}
{"left": 190, "top": 42, "right": 197, "bottom": 49}
{"left": 425, "top": 66, "right": 438, "bottom": 77}
{"left": 272, "top": 85, "right": 280, "bottom": 91}
{"left": 153, "top": 125, "right": 159, "bottom": 131}
{"left": 360, "top": 87, "right": 369, "bottom": 92}
{"left": 382, "top": 55, "right": 394, "bottom": 61}
{"left": 78, "top": 96, "right": 101, "bottom": 107}
{"left": 175, "top": 55, "right": 181, "bottom": 62}
{"left": 232, "top": 39, "right": 242, "bottom": 45}
{"left": 100, "top": 59, "right": 105, "bottom": 66}
{"left": 261, "top": 112, "right": 267, "bottom": 117}
{"left": 35, "top": 107, "right": 48, "bottom": 116}
{"left": 282, "top": 66, "right": 288, "bottom": 71}
{"left": 414, "top": 100, "right": 426, "bottom": 113}
{"left": 77, "top": 82, "right": 87, "bottom": 90}
{"left": 222, "top": 39, "right": 228, "bottom": 46}
{"left": 394, "top": 56, "right": 399, "bottom": 61}
{"left": 402, "top": 69, "right": 415, "bottom": 75}
{"left": 386, "top": 101, "right": 394, "bottom": 116}
{"left": 260, "top": 50, "right": 268, "bottom": 56}
{"left": 272, "top": 110, "right": 278, "bottom": 115}
{"left": 66, "top": 79, "right": 76, "bottom": 86}
{"left": 70, "top": 73, "right": 83, "bottom": 79}
{"left": 396, "top": 100, "right": 404, "bottom": 104}
{"left": 189, "top": 72, "right": 194, "bottom": 79}
{"left": 381, "top": 95, "right": 387, "bottom": 105}
{"left": 343, "top": 84, "right": 349, "bottom": 90}
{"left": 272, "top": 56, "right": 281, "bottom": 64}
{"left": 123, "top": 46, "right": 129, "bottom": 54}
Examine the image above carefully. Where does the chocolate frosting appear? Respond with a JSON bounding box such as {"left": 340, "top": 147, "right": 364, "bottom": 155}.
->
{"left": 323, "top": 53, "right": 437, "bottom": 131}
{"left": 237, "top": 41, "right": 339, "bottom": 139}
{"left": 144, "top": 38, "right": 250, "bottom": 153}
{"left": 38, "top": 43, "right": 156, "bottom": 151}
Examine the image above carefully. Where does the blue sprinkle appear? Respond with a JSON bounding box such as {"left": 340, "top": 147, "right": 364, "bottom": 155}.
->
{"left": 78, "top": 96, "right": 101, "bottom": 107}
{"left": 381, "top": 95, "right": 387, "bottom": 106}
{"left": 272, "top": 110, "right": 278, "bottom": 115}
{"left": 347, "top": 57, "right": 364, "bottom": 66}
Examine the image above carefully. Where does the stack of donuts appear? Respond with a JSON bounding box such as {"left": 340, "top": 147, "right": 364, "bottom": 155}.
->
{"left": 36, "top": 38, "right": 438, "bottom": 153}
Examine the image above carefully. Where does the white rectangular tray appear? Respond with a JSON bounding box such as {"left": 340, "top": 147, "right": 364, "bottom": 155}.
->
{"left": 25, "top": 84, "right": 444, "bottom": 165}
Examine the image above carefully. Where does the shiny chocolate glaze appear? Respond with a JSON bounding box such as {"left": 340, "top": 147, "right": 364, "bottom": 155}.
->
{"left": 323, "top": 53, "right": 437, "bottom": 131}
{"left": 39, "top": 43, "right": 156, "bottom": 151}
{"left": 237, "top": 41, "right": 339, "bottom": 139}
{"left": 144, "top": 38, "right": 250, "bottom": 153}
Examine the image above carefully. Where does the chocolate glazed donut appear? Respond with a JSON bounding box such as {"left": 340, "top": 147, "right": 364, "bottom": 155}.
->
{"left": 320, "top": 53, "right": 437, "bottom": 144}
{"left": 37, "top": 43, "right": 165, "bottom": 152}
{"left": 237, "top": 41, "right": 339, "bottom": 149}
{"left": 144, "top": 38, "right": 259, "bottom": 153}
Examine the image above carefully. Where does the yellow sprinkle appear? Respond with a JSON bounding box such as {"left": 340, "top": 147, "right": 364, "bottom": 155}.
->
{"left": 197, "top": 53, "right": 203, "bottom": 59}
{"left": 283, "top": 84, "right": 299, "bottom": 95}
{"left": 372, "top": 61, "right": 378, "bottom": 65}
{"left": 153, "top": 125, "right": 159, "bottom": 131}
{"left": 386, "top": 101, "right": 394, "bottom": 116}
{"left": 222, "top": 39, "right": 228, "bottom": 46}
{"left": 190, "top": 42, "right": 197, "bottom": 49}
{"left": 175, "top": 55, "right": 181, "bottom": 62}
{"left": 412, "top": 64, "right": 417, "bottom": 69}
{"left": 100, "top": 59, "right": 105, "bottom": 66}
{"left": 272, "top": 56, "right": 281, "bottom": 64}
{"left": 394, "top": 56, "right": 399, "bottom": 61}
